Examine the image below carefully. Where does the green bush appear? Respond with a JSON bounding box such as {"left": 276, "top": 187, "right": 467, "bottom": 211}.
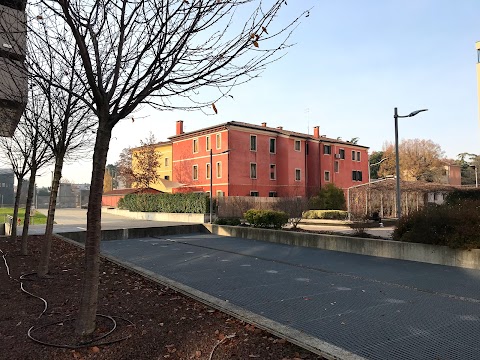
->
{"left": 393, "top": 200, "right": 480, "bottom": 249}
{"left": 302, "top": 210, "right": 348, "bottom": 220}
{"left": 215, "top": 218, "right": 241, "bottom": 226}
{"left": 118, "top": 193, "right": 208, "bottom": 213}
{"left": 445, "top": 189, "right": 480, "bottom": 205}
{"left": 309, "top": 183, "right": 346, "bottom": 210}
{"left": 243, "top": 209, "right": 289, "bottom": 229}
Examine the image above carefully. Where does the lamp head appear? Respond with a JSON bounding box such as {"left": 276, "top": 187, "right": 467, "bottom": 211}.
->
{"left": 408, "top": 109, "right": 428, "bottom": 117}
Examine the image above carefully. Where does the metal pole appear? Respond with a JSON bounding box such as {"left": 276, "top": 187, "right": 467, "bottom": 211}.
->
{"left": 394, "top": 107, "right": 402, "bottom": 219}
{"left": 475, "top": 166, "right": 478, "bottom": 188}
{"left": 209, "top": 149, "right": 213, "bottom": 223}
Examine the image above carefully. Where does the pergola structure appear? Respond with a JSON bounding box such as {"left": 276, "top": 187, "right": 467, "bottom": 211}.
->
{"left": 347, "top": 178, "right": 459, "bottom": 219}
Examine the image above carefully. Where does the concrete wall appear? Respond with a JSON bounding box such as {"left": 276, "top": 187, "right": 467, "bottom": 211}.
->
{"left": 205, "top": 224, "right": 480, "bottom": 270}
{"left": 102, "top": 207, "right": 208, "bottom": 223}
{"left": 58, "top": 224, "right": 208, "bottom": 244}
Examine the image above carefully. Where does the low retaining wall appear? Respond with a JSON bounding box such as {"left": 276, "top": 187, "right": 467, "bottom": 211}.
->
{"left": 204, "top": 224, "right": 480, "bottom": 270}
{"left": 58, "top": 224, "right": 209, "bottom": 244}
{"left": 102, "top": 207, "right": 208, "bottom": 223}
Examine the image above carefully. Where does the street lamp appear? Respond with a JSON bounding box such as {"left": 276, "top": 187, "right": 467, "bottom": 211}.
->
{"left": 209, "top": 148, "right": 230, "bottom": 223}
{"left": 394, "top": 107, "right": 428, "bottom": 219}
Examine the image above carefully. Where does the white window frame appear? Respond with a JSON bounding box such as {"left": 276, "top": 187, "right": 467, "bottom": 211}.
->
{"left": 250, "top": 191, "right": 259, "bottom": 197}
{"left": 250, "top": 135, "right": 257, "bottom": 151}
{"left": 206, "top": 163, "right": 211, "bottom": 179}
{"left": 216, "top": 133, "right": 221, "bottom": 149}
{"left": 269, "top": 138, "right": 276, "bottom": 154}
{"left": 270, "top": 164, "right": 276, "bottom": 180}
{"left": 216, "top": 161, "right": 222, "bottom": 178}
{"left": 324, "top": 171, "right": 330, "bottom": 182}
{"left": 206, "top": 135, "right": 211, "bottom": 151}
{"left": 193, "top": 165, "right": 198, "bottom": 180}
{"left": 165, "top": 157, "right": 169, "bottom": 167}
{"left": 334, "top": 161, "right": 339, "bottom": 173}
{"left": 250, "top": 162, "right": 257, "bottom": 179}
{"left": 357, "top": 151, "right": 361, "bottom": 162}
{"left": 339, "top": 148, "right": 345, "bottom": 159}
{"left": 324, "top": 144, "right": 331, "bottom": 155}
{"left": 294, "top": 140, "right": 301, "bottom": 152}
{"left": 351, "top": 150, "right": 356, "bottom": 161}
{"left": 193, "top": 138, "right": 199, "bottom": 153}
{"left": 295, "top": 168, "right": 301, "bottom": 181}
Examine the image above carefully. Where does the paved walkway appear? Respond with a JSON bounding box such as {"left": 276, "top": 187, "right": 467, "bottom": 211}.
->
{"left": 100, "top": 232, "right": 480, "bottom": 360}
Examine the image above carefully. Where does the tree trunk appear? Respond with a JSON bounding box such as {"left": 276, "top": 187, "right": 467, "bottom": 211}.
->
{"left": 76, "top": 120, "right": 111, "bottom": 336}
{"left": 37, "top": 154, "right": 65, "bottom": 276}
{"left": 10, "top": 177, "right": 23, "bottom": 241}
{"left": 21, "top": 168, "right": 37, "bottom": 255}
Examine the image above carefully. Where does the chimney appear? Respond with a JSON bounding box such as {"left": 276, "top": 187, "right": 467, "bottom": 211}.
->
{"left": 261, "top": 122, "right": 267, "bottom": 127}
{"left": 277, "top": 126, "right": 283, "bottom": 130}
{"left": 313, "top": 126, "right": 320, "bottom": 139}
{"left": 176, "top": 120, "right": 184, "bottom": 135}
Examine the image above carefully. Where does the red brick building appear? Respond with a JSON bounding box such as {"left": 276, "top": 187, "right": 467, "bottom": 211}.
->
{"left": 169, "top": 121, "right": 369, "bottom": 197}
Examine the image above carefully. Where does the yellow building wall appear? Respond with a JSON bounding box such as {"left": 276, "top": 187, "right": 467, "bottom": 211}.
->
{"left": 132, "top": 142, "right": 173, "bottom": 192}
{"left": 477, "top": 42, "right": 480, "bottom": 129}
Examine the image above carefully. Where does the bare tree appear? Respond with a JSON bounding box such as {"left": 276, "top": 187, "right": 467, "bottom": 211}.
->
{"left": 20, "top": 91, "right": 53, "bottom": 255}
{"left": 132, "top": 132, "right": 162, "bottom": 189}
{"left": 27, "top": 20, "right": 97, "bottom": 277}
{"left": 35, "top": 0, "right": 308, "bottom": 335}
{"left": 115, "top": 147, "right": 134, "bottom": 188}
{"left": 0, "top": 119, "right": 32, "bottom": 240}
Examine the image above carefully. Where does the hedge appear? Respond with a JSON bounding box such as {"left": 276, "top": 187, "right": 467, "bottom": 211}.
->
{"left": 118, "top": 193, "right": 209, "bottom": 213}
{"left": 243, "top": 209, "right": 289, "bottom": 229}
{"left": 302, "top": 210, "right": 348, "bottom": 220}
{"left": 445, "top": 189, "right": 480, "bottom": 205}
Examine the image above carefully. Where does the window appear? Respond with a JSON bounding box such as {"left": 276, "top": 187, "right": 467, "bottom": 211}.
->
{"left": 216, "top": 133, "right": 221, "bottom": 149}
{"left": 324, "top": 145, "right": 331, "bottom": 155}
{"left": 339, "top": 149, "right": 345, "bottom": 159}
{"left": 164, "top": 176, "right": 170, "bottom": 180}
{"left": 193, "top": 139, "right": 198, "bottom": 153}
{"left": 269, "top": 138, "right": 276, "bottom": 153}
{"left": 206, "top": 163, "right": 211, "bottom": 179}
{"left": 352, "top": 151, "right": 356, "bottom": 161}
{"left": 352, "top": 170, "right": 363, "bottom": 181}
{"left": 295, "top": 169, "right": 301, "bottom": 181}
{"left": 294, "top": 140, "right": 301, "bottom": 151}
{"left": 165, "top": 157, "right": 169, "bottom": 167}
{"left": 206, "top": 136, "right": 211, "bottom": 151}
{"left": 250, "top": 163, "right": 257, "bottom": 179}
{"left": 269, "top": 191, "right": 277, "bottom": 197}
{"left": 357, "top": 151, "right": 361, "bottom": 162}
{"left": 334, "top": 161, "right": 339, "bottom": 173}
{"left": 216, "top": 162, "right": 222, "bottom": 178}
{"left": 250, "top": 191, "right": 259, "bottom": 197}
{"left": 250, "top": 135, "right": 257, "bottom": 151}
{"left": 216, "top": 190, "right": 224, "bottom": 197}
{"left": 324, "top": 171, "right": 330, "bottom": 182}
{"left": 270, "top": 164, "right": 276, "bottom": 180}
{"left": 193, "top": 165, "right": 198, "bottom": 180}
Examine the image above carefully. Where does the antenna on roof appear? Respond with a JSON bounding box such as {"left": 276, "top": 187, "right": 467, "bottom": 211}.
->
{"left": 304, "top": 108, "right": 310, "bottom": 135}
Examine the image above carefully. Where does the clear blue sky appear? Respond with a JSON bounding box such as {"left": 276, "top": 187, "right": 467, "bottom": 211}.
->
{"left": 51, "top": 0, "right": 480, "bottom": 186}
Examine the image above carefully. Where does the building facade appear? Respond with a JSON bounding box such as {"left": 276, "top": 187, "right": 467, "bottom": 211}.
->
{"left": 0, "top": 168, "right": 14, "bottom": 206}
{"left": 477, "top": 41, "right": 480, "bottom": 129}
{"left": 170, "top": 121, "right": 369, "bottom": 197}
{"left": 0, "top": 0, "right": 27, "bottom": 136}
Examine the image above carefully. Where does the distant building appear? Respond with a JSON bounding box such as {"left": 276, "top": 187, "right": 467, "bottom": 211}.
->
{"left": 477, "top": 41, "right": 480, "bottom": 128}
{"left": 0, "top": 168, "right": 14, "bottom": 206}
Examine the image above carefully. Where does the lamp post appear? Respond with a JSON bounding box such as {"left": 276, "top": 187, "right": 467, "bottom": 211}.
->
{"left": 394, "top": 107, "right": 428, "bottom": 219}
{"left": 209, "top": 148, "right": 230, "bottom": 223}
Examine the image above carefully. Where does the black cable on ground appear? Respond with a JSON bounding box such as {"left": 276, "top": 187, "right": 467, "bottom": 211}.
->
{"left": 27, "top": 315, "right": 134, "bottom": 349}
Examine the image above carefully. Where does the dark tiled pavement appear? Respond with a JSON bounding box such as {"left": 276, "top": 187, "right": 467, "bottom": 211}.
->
{"left": 100, "top": 233, "right": 480, "bottom": 360}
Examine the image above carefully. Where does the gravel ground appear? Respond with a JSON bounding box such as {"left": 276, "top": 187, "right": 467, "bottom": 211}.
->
{"left": 0, "top": 236, "right": 324, "bottom": 360}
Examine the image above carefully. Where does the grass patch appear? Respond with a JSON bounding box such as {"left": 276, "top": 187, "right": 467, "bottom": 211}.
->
{"left": 0, "top": 207, "right": 48, "bottom": 225}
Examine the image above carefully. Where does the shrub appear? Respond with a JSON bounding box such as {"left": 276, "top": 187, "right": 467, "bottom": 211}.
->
{"left": 243, "top": 209, "right": 289, "bottom": 229}
{"left": 302, "top": 210, "right": 348, "bottom": 220}
{"left": 118, "top": 193, "right": 208, "bottom": 213}
{"left": 215, "top": 218, "right": 241, "bottom": 226}
{"left": 348, "top": 213, "right": 368, "bottom": 237}
{"left": 445, "top": 189, "right": 480, "bottom": 205}
{"left": 309, "top": 183, "right": 346, "bottom": 210}
{"left": 393, "top": 200, "right": 480, "bottom": 249}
